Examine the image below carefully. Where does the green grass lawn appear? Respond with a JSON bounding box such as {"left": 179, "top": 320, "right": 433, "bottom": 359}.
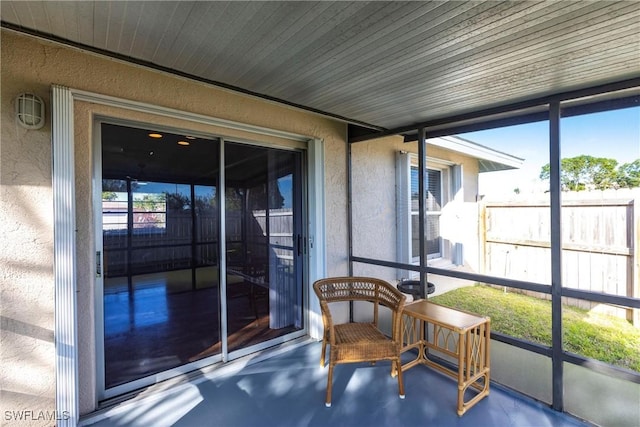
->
{"left": 430, "top": 285, "right": 640, "bottom": 372}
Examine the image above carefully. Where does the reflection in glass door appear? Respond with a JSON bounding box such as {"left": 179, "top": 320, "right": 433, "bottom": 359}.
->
{"left": 225, "top": 143, "right": 303, "bottom": 353}
{"left": 101, "top": 123, "right": 221, "bottom": 389}
{"left": 100, "top": 123, "right": 305, "bottom": 394}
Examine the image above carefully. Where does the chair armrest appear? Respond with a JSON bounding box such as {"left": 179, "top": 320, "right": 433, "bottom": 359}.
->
{"left": 319, "top": 300, "right": 336, "bottom": 345}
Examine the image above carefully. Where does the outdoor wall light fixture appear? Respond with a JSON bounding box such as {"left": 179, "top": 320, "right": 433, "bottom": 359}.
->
{"left": 15, "top": 93, "right": 45, "bottom": 130}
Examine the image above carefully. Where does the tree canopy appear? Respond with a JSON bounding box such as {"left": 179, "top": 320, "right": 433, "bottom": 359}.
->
{"left": 617, "top": 159, "right": 640, "bottom": 189}
{"left": 540, "top": 155, "right": 640, "bottom": 191}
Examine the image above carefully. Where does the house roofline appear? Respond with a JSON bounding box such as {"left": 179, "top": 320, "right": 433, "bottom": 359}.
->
{"left": 428, "top": 135, "right": 524, "bottom": 172}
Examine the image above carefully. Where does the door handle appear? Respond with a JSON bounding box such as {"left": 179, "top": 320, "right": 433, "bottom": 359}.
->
{"left": 96, "top": 251, "right": 102, "bottom": 278}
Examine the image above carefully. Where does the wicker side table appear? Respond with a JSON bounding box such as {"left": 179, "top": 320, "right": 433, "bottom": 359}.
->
{"left": 401, "top": 300, "right": 491, "bottom": 416}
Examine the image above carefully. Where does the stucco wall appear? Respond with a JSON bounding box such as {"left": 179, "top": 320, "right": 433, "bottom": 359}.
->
{"left": 1, "top": 48, "right": 56, "bottom": 425}
{"left": 350, "top": 137, "right": 482, "bottom": 281}
{"left": 1, "top": 29, "right": 348, "bottom": 422}
{"left": 351, "top": 135, "right": 404, "bottom": 269}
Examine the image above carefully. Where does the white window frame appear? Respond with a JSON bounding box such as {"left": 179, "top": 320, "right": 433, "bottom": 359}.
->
{"left": 418, "top": 166, "right": 444, "bottom": 261}
{"left": 396, "top": 152, "right": 461, "bottom": 278}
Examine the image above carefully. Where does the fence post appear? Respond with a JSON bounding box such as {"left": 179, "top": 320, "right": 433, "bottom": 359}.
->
{"left": 478, "top": 200, "right": 487, "bottom": 275}
{"left": 632, "top": 196, "right": 639, "bottom": 327}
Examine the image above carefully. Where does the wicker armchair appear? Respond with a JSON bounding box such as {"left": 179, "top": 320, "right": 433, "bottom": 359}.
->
{"left": 313, "top": 277, "right": 407, "bottom": 407}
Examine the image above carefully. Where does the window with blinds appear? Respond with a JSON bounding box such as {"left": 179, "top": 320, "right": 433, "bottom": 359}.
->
{"left": 410, "top": 167, "right": 442, "bottom": 259}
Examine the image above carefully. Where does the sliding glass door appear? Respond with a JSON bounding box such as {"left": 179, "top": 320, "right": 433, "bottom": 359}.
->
{"left": 99, "top": 122, "right": 305, "bottom": 395}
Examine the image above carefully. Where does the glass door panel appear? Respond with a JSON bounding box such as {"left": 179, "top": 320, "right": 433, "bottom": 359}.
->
{"left": 101, "top": 123, "right": 221, "bottom": 388}
{"left": 224, "top": 142, "right": 303, "bottom": 352}
{"left": 194, "top": 185, "right": 219, "bottom": 290}
{"left": 100, "top": 123, "right": 306, "bottom": 393}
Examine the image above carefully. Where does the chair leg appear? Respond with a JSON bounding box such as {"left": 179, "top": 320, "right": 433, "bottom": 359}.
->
{"left": 320, "top": 337, "right": 327, "bottom": 367}
{"left": 396, "top": 358, "right": 405, "bottom": 399}
{"left": 325, "top": 363, "right": 334, "bottom": 407}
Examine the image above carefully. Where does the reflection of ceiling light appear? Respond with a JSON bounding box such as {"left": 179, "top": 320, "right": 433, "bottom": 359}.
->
{"left": 177, "top": 141, "right": 190, "bottom": 146}
{"left": 148, "top": 133, "right": 162, "bottom": 138}
{"left": 185, "top": 136, "right": 196, "bottom": 140}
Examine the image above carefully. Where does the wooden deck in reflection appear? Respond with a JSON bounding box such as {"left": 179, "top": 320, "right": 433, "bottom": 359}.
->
{"left": 104, "top": 268, "right": 297, "bottom": 388}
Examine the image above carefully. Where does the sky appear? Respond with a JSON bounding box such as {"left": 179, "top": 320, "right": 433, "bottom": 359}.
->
{"left": 458, "top": 106, "right": 640, "bottom": 197}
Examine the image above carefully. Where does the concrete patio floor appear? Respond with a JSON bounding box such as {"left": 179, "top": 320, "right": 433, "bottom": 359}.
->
{"left": 82, "top": 340, "right": 591, "bottom": 427}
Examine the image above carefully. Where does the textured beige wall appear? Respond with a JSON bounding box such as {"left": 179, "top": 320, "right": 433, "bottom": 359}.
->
{"left": 1, "top": 75, "right": 56, "bottom": 427}
{"left": 350, "top": 137, "right": 482, "bottom": 281}
{"left": 1, "top": 29, "right": 348, "bottom": 421}
{"left": 351, "top": 135, "right": 403, "bottom": 270}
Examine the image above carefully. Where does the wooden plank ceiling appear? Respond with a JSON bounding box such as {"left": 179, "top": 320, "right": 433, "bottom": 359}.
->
{"left": 2, "top": 1, "right": 639, "bottom": 131}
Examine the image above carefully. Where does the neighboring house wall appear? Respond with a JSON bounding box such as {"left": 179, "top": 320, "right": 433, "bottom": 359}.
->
{"left": 1, "top": 30, "right": 348, "bottom": 422}
{"left": 351, "top": 138, "right": 482, "bottom": 284}
{"left": 351, "top": 135, "right": 404, "bottom": 269}
{"left": 424, "top": 144, "right": 480, "bottom": 204}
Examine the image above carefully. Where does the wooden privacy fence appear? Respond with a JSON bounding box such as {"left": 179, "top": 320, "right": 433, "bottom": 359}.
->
{"left": 480, "top": 194, "right": 638, "bottom": 324}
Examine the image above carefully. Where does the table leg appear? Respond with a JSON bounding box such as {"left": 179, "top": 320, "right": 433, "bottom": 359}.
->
{"left": 457, "top": 331, "right": 465, "bottom": 416}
